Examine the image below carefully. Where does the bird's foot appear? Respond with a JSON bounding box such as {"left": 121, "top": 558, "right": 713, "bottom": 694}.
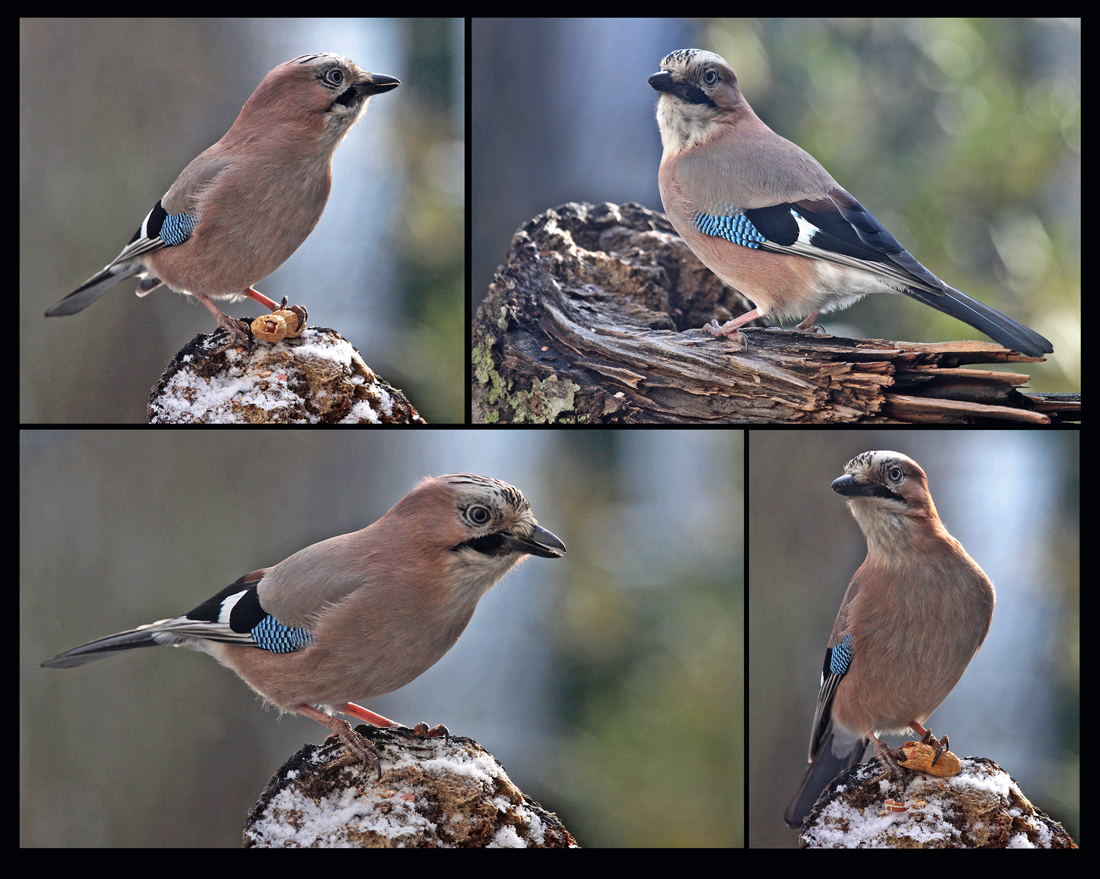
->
{"left": 412, "top": 721, "right": 450, "bottom": 741}
{"left": 871, "top": 737, "right": 906, "bottom": 778}
{"left": 211, "top": 314, "right": 254, "bottom": 353}
{"left": 276, "top": 296, "right": 308, "bottom": 335}
{"left": 793, "top": 310, "right": 827, "bottom": 335}
{"left": 386, "top": 721, "right": 451, "bottom": 746}
{"left": 328, "top": 717, "right": 382, "bottom": 780}
{"left": 917, "top": 727, "right": 949, "bottom": 766}
{"left": 703, "top": 319, "right": 748, "bottom": 345}
{"left": 198, "top": 293, "right": 254, "bottom": 352}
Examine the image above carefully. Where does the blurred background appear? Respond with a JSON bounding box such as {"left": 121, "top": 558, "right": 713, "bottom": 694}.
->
{"left": 749, "top": 430, "right": 1079, "bottom": 847}
{"left": 22, "top": 430, "right": 743, "bottom": 846}
{"left": 21, "top": 18, "right": 464, "bottom": 423}
{"left": 473, "top": 18, "right": 1079, "bottom": 391}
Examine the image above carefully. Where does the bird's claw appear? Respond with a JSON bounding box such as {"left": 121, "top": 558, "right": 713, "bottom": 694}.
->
{"left": 276, "top": 296, "right": 308, "bottom": 334}
{"left": 919, "top": 728, "right": 949, "bottom": 766}
{"left": 212, "top": 315, "right": 254, "bottom": 353}
{"left": 411, "top": 722, "right": 450, "bottom": 742}
{"left": 703, "top": 319, "right": 748, "bottom": 346}
{"left": 328, "top": 718, "right": 382, "bottom": 781}
{"left": 872, "top": 738, "right": 906, "bottom": 778}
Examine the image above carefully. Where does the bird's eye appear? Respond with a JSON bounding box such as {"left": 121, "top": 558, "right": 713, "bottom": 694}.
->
{"left": 887, "top": 466, "right": 904, "bottom": 483}
{"left": 704, "top": 69, "right": 719, "bottom": 86}
{"left": 467, "top": 505, "right": 491, "bottom": 526}
{"left": 327, "top": 69, "right": 345, "bottom": 86}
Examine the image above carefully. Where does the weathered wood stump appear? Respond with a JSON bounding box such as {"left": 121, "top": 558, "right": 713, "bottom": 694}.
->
{"left": 473, "top": 202, "right": 1071, "bottom": 424}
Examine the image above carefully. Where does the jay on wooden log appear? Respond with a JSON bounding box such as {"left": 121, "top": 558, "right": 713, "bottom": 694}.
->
{"left": 784, "top": 451, "right": 995, "bottom": 828}
{"left": 649, "top": 49, "right": 1053, "bottom": 357}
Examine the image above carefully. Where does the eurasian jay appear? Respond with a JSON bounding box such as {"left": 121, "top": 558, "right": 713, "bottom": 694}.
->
{"left": 784, "top": 451, "right": 995, "bottom": 828}
{"left": 45, "top": 53, "right": 400, "bottom": 347}
{"left": 42, "top": 474, "right": 566, "bottom": 778}
{"left": 649, "top": 49, "right": 1053, "bottom": 357}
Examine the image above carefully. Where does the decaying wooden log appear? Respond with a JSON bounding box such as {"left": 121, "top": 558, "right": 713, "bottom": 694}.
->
{"left": 473, "top": 202, "right": 1074, "bottom": 424}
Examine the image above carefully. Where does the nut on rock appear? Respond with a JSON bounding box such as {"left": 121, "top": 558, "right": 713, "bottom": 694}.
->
{"left": 897, "top": 740, "right": 962, "bottom": 777}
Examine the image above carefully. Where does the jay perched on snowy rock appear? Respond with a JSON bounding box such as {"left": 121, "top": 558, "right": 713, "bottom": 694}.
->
{"left": 784, "top": 451, "right": 995, "bottom": 828}
{"left": 42, "top": 474, "right": 565, "bottom": 778}
{"left": 46, "top": 54, "right": 400, "bottom": 347}
{"left": 649, "top": 49, "right": 1053, "bottom": 357}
